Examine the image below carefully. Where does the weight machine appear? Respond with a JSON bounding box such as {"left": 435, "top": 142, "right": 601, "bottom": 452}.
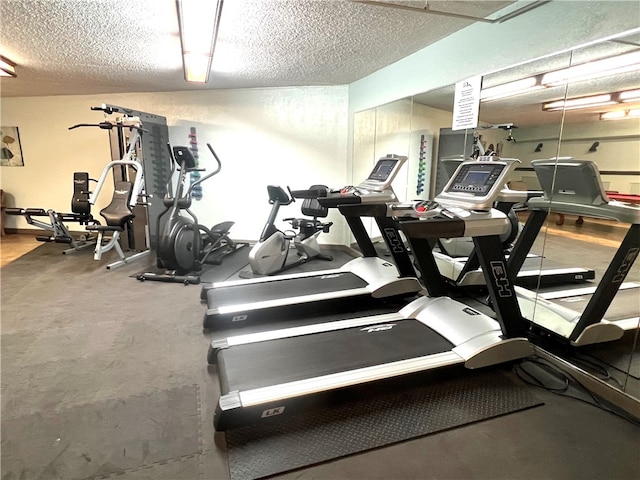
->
{"left": 69, "top": 106, "right": 152, "bottom": 269}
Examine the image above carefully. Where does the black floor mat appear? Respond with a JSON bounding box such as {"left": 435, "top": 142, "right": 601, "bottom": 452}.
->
{"left": 224, "top": 369, "right": 543, "bottom": 480}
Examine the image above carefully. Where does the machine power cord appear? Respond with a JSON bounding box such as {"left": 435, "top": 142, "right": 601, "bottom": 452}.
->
{"left": 513, "top": 357, "right": 640, "bottom": 427}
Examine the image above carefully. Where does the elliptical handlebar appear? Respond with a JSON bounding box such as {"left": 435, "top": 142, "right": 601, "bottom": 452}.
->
{"left": 184, "top": 143, "right": 223, "bottom": 194}
{"left": 165, "top": 142, "right": 224, "bottom": 201}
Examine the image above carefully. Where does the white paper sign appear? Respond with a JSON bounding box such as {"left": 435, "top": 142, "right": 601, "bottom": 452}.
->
{"left": 452, "top": 76, "right": 481, "bottom": 131}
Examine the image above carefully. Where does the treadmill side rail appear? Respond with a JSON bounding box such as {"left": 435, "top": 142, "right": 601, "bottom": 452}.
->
{"left": 214, "top": 352, "right": 464, "bottom": 431}
{"left": 207, "top": 312, "right": 408, "bottom": 365}
{"left": 204, "top": 256, "right": 422, "bottom": 328}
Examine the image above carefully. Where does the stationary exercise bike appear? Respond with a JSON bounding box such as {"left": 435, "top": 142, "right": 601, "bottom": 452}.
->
{"left": 247, "top": 184, "right": 333, "bottom": 276}
{"left": 137, "top": 143, "right": 244, "bottom": 284}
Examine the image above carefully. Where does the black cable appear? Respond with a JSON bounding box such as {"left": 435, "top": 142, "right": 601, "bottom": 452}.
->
{"left": 514, "top": 357, "right": 569, "bottom": 393}
{"left": 513, "top": 357, "right": 640, "bottom": 427}
{"left": 565, "top": 352, "right": 624, "bottom": 389}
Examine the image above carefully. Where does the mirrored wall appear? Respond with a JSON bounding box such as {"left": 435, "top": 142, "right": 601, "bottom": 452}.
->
{"left": 353, "top": 30, "right": 640, "bottom": 399}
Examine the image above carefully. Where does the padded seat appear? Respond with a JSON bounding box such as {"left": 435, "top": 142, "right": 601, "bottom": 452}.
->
{"left": 288, "top": 185, "right": 333, "bottom": 235}
{"left": 86, "top": 181, "right": 135, "bottom": 232}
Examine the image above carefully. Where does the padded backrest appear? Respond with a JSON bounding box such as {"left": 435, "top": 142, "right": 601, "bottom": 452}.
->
{"left": 71, "top": 172, "right": 91, "bottom": 215}
{"left": 532, "top": 158, "right": 610, "bottom": 206}
{"left": 300, "top": 185, "right": 329, "bottom": 218}
{"left": 100, "top": 181, "right": 135, "bottom": 227}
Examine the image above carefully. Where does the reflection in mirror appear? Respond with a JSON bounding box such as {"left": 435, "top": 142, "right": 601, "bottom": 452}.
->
{"left": 352, "top": 99, "right": 413, "bottom": 242}
{"left": 373, "top": 99, "right": 413, "bottom": 201}
{"left": 538, "top": 32, "right": 639, "bottom": 399}
{"left": 478, "top": 31, "right": 640, "bottom": 400}
{"left": 354, "top": 29, "right": 639, "bottom": 405}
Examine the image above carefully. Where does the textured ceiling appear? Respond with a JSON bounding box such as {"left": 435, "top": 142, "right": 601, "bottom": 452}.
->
{"left": 0, "top": 0, "right": 515, "bottom": 97}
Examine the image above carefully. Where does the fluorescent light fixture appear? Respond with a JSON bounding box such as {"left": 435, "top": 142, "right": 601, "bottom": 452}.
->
{"left": 542, "top": 50, "right": 640, "bottom": 86}
{"left": 600, "top": 109, "right": 640, "bottom": 121}
{"left": 619, "top": 89, "right": 640, "bottom": 103}
{"left": 0, "top": 55, "right": 17, "bottom": 77}
{"left": 480, "top": 50, "right": 640, "bottom": 103}
{"left": 176, "top": 0, "right": 224, "bottom": 83}
{"left": 542, "top": 88, "right": 640, "bottom": 113}
{"left": 480, "top": 76, "right": 545, "bottom": 101}
{"left": 542, "top": 93, "right": 615, "bottom": 112}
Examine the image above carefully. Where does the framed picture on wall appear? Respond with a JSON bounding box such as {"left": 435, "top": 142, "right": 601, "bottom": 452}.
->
{"left": 1, "top": 126, "right": 24, "bottom": 166}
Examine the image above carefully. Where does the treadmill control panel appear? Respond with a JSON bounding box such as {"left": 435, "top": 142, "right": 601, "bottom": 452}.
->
{"left": 363, "top": 157, "right": 401, "bottom": 185}
{"left": 435, "top": 158, "right": 520, "bottom": 211}
{"left": 321, "top": 154, "right": 407, "bottom": 207}
{"left": 390, "top": 199, "right": 510, "bottom": 238}
{"left": 449, "top": 164, "right": 503, "bottom": 194}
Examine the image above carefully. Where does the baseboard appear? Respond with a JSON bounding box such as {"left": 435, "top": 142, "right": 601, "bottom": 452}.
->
{"left": 3, "top": 228, "right": 95, "bottom": 235}
{"left": 3, "top": 228, "right": 44, "bottom": 235}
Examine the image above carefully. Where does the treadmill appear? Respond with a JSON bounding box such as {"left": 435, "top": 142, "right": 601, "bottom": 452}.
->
{"left": 433, "top": 158, "right": 596, "bottom": 288}
{"left": 202, "top": 154, "right": 424, "bottom": 329}
{"left": 208, "top": 158, "right": 534, "bottom": 431}
{"left": 507, "top": 158, "right": 640, "bottom": 346}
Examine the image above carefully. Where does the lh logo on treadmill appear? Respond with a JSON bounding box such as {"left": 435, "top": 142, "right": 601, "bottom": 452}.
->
{"left": 361, "top": 324, "right": 396, "bottom": 333}
{"left": 383, "top": 228, "right": 405, "bottom": 254}
{"left": 261, "top": 406, "right": 285, "bottom": 418}
{"left": 490, "top": 261, "right": 512, "bottom": 298}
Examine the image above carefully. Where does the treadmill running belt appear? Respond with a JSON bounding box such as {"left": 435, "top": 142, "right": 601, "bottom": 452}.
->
{"left": 218, "top": 319, "right": 454, "bottom": 392}
{"left": 208, "top": 272, "right": 369, "bottom": 305}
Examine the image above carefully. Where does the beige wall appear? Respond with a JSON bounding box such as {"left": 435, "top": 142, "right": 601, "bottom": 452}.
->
{"left": 0, "top": 86, "right": 351, "bottom": 243}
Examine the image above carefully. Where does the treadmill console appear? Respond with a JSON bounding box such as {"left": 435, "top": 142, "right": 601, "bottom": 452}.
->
{"left": 320, "top": 154, "right": 407, "bottom": 207}
{"left": 435, "top": 158, "right": 520, "bottom": 211}
{"left": 358, "top": 154, "right": 406, "bottom": 192}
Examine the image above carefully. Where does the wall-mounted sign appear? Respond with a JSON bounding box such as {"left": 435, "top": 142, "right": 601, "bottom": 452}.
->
{"left": 452, "top": 76, "right": 481, "bottom": 131}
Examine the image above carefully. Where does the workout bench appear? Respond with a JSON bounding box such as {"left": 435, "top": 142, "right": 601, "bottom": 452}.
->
{"left": 5, "top": 173, "right": 100, "bottom": 254}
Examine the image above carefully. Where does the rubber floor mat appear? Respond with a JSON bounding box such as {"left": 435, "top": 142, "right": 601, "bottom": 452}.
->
{"left": 225, "top": 369, "right": 543, "bottom": 480}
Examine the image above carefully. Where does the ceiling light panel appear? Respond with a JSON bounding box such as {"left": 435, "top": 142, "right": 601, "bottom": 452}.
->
{"left": 542, "top": 50, "right": 640, "bottom": 86}
{"left": 542, "top": 93, "right": 614, "bottom": 111}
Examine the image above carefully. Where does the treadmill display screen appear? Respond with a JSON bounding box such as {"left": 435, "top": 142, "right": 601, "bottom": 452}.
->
{"left": 449, "top": 163, "right": 505, "bottom": 195}
{"left": 368, "top": 159, "right": 398, "bottom": 181}
{"left": 462, "top": 169, "right": 491, "bottom": 185}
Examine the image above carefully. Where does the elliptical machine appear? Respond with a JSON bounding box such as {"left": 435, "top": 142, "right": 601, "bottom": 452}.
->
{"left": 137, "top": 143, "right": 244, "bottom": 284}
{"left": 247, "top": 185, "right": 333, "bottom": 276}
